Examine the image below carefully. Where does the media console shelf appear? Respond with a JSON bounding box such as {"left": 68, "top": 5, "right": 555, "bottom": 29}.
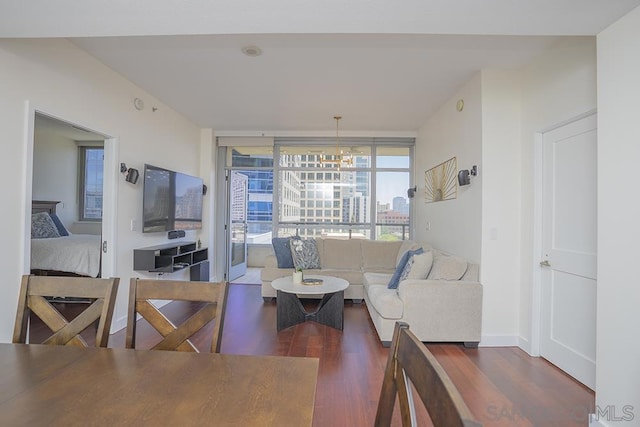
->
{"left": 134, "top": 241, "right": 209, "bottom": 280}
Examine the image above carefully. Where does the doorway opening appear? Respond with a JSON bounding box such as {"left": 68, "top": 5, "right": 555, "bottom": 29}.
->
{"left": 28, "top": 111, "right": 117, "bottom": 280}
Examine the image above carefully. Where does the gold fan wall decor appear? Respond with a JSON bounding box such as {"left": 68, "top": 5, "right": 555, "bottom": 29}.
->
{"left": 425, "top": 157, "right": 458, "bottom": 202}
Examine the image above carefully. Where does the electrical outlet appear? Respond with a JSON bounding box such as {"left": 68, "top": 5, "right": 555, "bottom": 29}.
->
{"left": 130, "top": 219, "right": 137, "bottom": 231}
{"left": 426, "top": 221, "right": 431, "bottom": 231}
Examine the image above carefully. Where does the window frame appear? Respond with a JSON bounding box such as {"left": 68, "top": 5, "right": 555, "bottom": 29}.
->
{"left": 222, "top": 138, "right": 414, "bottom": 243}
{"left": 78, "top": 145, "right": 104, "bottom": 222}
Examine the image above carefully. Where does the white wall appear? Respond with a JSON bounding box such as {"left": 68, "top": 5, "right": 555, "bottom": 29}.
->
{"left": 479, "top": 69, "right": 522, "bottom": 345}
{"left": 596, "top": 6, "right": 640, "bottom": 424}
{"left": 517, "top": 37, "right": 597, "bottom": 351}
{"left": 32, "top": 125, "right": 78, "bottom": 228}
{"left": 199, "top": 128, "right": 218, "bottom": 281}
{"left": 415, "top": 74, "right": 482, "bottom": 263}
{"left": 415, "top": 70, "right": 522, "bottom": 345}
{"left": 417, "top": 73, "right": 524, "bottom": 345}
{"left": 416, "top": 39, "right": 597, "bottom": 347}
{"left": 0, "top": 39, "right": 205, "bottom": 341}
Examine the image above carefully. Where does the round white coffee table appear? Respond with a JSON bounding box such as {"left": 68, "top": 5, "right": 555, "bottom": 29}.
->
{"left": 271, "top": 275, "right": 348, "bottom": 331}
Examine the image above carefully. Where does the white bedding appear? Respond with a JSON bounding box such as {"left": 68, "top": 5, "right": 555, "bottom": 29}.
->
{"left": 31, "top": 234, "right": 101, "bottom": 277}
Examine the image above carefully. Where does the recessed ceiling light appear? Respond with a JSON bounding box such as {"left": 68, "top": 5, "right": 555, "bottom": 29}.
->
{"left": 241, "top": 45, "right": 262, "bottom": 57}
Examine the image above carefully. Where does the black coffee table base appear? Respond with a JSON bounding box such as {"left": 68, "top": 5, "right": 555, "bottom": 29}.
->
{"left": 276, "top": 290, "right": 344, "bottom": 331}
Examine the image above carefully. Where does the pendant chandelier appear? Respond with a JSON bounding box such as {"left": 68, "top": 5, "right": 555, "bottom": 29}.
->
{"left": 320, "top": 115, "right": 353, "bottom": 169}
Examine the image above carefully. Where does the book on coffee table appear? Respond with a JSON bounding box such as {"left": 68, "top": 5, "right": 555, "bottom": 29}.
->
{"left": 301, "top": 278, "right": 323, "bottom": 286}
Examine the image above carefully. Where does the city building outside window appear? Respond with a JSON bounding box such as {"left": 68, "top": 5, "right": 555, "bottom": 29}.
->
{"left": 78, "top": 146, "right": 103, "bottom": 221}
{"left": 225, "top": 140, "right": 413, "bottom": 244}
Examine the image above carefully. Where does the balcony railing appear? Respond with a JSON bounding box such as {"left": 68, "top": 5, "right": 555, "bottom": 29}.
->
{"left": 246, "top": 220, "right": 410, "bottom": 241}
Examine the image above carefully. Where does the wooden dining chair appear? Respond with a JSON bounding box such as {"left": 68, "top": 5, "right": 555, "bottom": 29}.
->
{"left": 126, "top": 278, "right": 229, "bottom": 353}
{"left": 13, "top": 275, "right": 120, "bottom": 348}
{"left": 375, "top": 322, "right": 482, "bottom": 427}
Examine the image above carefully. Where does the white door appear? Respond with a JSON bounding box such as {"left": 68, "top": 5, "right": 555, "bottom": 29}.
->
{"left": 540, "top": 113, "right": 597, "bottom": 389}
{"left": 227, "top": 171, "right": 248, "bottom": 281}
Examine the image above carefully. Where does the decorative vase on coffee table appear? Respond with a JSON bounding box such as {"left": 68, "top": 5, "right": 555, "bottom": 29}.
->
{"left": 293, "top": 271, "right": 303, "bottom": 284}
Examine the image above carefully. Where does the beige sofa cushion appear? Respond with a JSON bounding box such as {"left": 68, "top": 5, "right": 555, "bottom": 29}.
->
{"left": 321, "top": 239, "right": 362, "bottom": 269}
{"left": 319, "top": 269, "right": 364, "bottom": 286}
{"left": 361, "top": 240, "right": 403, "bottom": 271}
{"left": 315, "top": 238, "right": 325, "bottom": 266}
{"left": 427, "top": 255, "right": 468, "bottom": 280}
{"left": 367, "top": 286, "right": 403, "bottom": 319}
{"left": 399, "top": 250, "right": 434, "bottom": 281}
{"left": 363, "top": 273, "right": 403, "bottom": 319}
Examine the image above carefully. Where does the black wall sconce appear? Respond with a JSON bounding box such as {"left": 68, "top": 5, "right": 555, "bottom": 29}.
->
{"left": 120, "top": 163, "right": 139, "bottom": 184}
{"left": 407, "top": 186, "right": 417, "bottom": 199}
{"left": 458, "top": 165, "right": 477, "bottom": 186}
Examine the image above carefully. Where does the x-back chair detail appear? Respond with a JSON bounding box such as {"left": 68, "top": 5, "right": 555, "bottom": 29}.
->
{"left": 126, "top": 278, "right": 229, "bottom": 353}
{"left": 13, "top": 275, "right": 120, "bottom": 348}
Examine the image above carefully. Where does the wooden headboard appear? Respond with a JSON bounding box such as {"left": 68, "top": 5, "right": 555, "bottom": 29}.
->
{"left": 32, "top": 201, "right": 60, "bottom": 215}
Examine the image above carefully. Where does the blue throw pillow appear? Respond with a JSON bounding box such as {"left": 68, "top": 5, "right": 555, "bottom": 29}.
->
{"left": 387, "top": 247, "right": 424, "bottom": 289}
{"left": 272, "top": 236, "right": 300, "bottom": 268}
{"left": 49, "top": 213, "right": 70, "bottom": 236}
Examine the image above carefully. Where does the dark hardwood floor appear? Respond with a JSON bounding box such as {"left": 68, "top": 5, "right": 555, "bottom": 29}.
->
{"left": 29, "top": 283, "right": 594, "bottom": 426}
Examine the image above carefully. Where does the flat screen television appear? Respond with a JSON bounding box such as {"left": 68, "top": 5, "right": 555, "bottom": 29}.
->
{"left": 142, "top": 164, "right": 203, "bottom": 233}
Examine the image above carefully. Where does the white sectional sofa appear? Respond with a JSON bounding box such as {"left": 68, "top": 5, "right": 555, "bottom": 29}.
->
{"left": 260, "top": 238, "right": 483, "bottom": 347}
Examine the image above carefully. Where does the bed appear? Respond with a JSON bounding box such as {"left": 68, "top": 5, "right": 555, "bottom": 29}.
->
{"left": 30, "top": 201, "right": 102, "bottom": 277}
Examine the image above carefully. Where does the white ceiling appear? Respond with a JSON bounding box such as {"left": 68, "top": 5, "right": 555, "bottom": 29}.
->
{"left": 71, "top": 34, "right": 565, "bottom": 132}
{"left": 2, "top": 0, "right": 639, "bottom": 133}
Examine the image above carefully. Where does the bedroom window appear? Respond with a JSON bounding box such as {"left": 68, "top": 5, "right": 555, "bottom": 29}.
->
{"left": 78, "top": 146, "right": 104, "bottom": 221}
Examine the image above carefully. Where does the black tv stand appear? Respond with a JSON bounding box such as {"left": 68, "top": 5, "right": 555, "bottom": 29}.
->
{"left": 133, "top": 241, "right": 209, "bottom": 281}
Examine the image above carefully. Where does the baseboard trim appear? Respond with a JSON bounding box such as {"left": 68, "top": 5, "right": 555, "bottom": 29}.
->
{"left": 517, "top": 336, "right": 537, "bottom": 356}
{"left": 479, "top": 334, "right": 519, "bottom": 347}
{"left": 111, "top": 314, "right": 127, "bottom": 334}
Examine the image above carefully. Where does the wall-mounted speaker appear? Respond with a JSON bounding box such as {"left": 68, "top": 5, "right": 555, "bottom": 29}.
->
{"left": 407, "top": 186, "right": 417, "bottom": 198}
{"left": 121, "top": 163, "right": 139, "bottom": 184}
{"left": 458, "top": 170, "right": 471, "bottom": 186}
{"left": 125, "top": 168, "right": 139, "bottom": 184}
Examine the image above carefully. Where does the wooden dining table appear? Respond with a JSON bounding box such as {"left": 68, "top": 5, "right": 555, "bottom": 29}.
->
{"left": 0, "top": 343, "right": 319, "bottom": 426}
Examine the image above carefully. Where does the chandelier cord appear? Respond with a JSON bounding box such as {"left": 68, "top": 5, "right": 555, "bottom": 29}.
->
{"left": 320, "top": 115, "right": 352, "bottom": 169}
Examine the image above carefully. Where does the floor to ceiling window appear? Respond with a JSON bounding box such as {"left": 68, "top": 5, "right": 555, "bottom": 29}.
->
{"left": 223, "top": 138, "right": 413, "bottom": 244}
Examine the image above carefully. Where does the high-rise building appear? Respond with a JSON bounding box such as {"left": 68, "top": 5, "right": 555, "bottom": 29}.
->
{"left": 393, "top": 196, "right": 409, "bottom": 214}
